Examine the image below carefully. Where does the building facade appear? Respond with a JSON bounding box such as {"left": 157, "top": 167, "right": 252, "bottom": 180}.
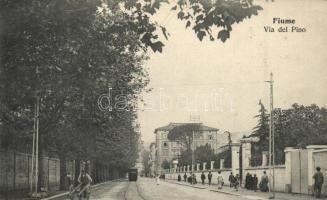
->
{"left": 154, "top": 122, "right": 220, "bottom": 173}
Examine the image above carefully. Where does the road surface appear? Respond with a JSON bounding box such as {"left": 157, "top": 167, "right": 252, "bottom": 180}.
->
{"left": 87, "top": 178, "right": 247, "bottom": 200}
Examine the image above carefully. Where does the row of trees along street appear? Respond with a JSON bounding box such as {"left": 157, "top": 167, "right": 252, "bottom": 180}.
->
{"left": 0, "top": 0, "right": 262, "bottom": 192}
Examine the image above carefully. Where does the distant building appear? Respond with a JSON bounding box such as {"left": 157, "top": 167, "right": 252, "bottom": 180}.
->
{"left": 154, "top": 122, "right": 220, "bottom": 172}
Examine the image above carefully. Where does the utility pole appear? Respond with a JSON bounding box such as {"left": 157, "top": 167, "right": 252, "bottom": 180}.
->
{"left": 266, "top": 72, "right": 275, "bottom": 199}
{"left": 35, "top": 96, "right": 39, "bottom": 195}
{"left": 30, "top": 103, "right": 37, "bottom": 194}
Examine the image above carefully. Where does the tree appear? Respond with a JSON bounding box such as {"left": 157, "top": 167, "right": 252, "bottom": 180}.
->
{"left": 167, "top": 123, "right": 201, "bottom": 150}
{"left": 161, "top": 159, "right": 171, "bottom": 169}
{"left": 194, "top": 144, "right": 215, "bottom": 169}
{"left": 247, "top": 100, "right": 269, "bottom": 166}
{"left": 142, "top": 150, "right": 152, "bottom": 177}
{"left": 0, "top": 0, "right": 264, "bottom": 191}
{"left": 273, "top": 104, "right": 327, "bottom": 164}
{"left": 0, "top": 0, "right": 148, "bottom": 190}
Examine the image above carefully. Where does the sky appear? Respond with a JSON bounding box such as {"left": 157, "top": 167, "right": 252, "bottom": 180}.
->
{"left": 137, "top": 0, "right": 327, "bottom": 147}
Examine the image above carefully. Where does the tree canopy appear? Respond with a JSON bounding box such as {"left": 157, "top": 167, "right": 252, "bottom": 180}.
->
{"left": 0, "top": 0, "right": 263, "bottom": 189}
{"left": 167, "top": 123, "right": 202, "bottom": 150}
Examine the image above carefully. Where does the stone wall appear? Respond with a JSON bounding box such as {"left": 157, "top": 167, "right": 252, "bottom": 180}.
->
{"left": 0, "top": 150, "right": 68, "bottom": 192}
{"left": 243, "top": 165, "right": 286, "bottom": 192}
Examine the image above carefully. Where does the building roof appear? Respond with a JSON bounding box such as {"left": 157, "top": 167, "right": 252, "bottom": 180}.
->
{"left": 154, "top": 122, "right": 219, "bottom": 133}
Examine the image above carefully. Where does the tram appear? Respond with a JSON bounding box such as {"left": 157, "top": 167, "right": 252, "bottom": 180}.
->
{"left": 127, "top": 168, "right": 138, "bottom": 181}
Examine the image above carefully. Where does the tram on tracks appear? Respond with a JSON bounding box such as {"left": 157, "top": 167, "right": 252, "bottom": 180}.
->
{"left": 127, "top": 168, "right": 138, "bottom": 181}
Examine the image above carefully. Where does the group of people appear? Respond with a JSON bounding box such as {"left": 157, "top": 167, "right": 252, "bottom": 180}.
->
{"left": 177, "top": 171, "right": 241, "bottom": 191}
{"left": 228, "top": 172, "right": 240, "bottom": 191}
{"left": 178, "top": 173, "right": 198, "bottom": 184}
{"left": 244, "top": 173, "right": 259, "bottom": 192}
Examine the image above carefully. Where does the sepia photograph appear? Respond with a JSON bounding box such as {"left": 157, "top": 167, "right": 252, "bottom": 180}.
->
{"left": 0, "top": 0, "right": 326, "bottom": 199}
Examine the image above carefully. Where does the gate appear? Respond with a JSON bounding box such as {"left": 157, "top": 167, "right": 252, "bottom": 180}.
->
{"left": 291, "top": 150, "right": 308, "bottom": 194}
{"left": 313, "top": 150, "right": 327, "bottom": 196}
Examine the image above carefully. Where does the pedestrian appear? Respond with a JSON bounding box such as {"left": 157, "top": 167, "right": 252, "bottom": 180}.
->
{"left": 187, "top": 173, "right": 193, "bottom": 184}
{"left": 201, "top": 172, "right": 206, "bottom": 184}
{"left": 245, "top": 172, "right": 250, "bottom": 189}
{"left": 249, "top": 174, "right": 254, "bottom": 190}
{"left": 192, "top": 173, "right": 197, "bottom": 184}
{"left": 253, "top": 174, "right": 258, "bottom": 192}
{"left": 313, "top": 166, "right": 324, "bottom": 198}
{"left": 156, "top": 174, "right": 160, "bottom": 185}
{"left": 77, "top": 169, "right": 92, "bottom": 200}
{"left": 234, "top": 174, "right": 240, "bottom": 191}
{"left": 184, "top": 173, "right": 187, "bottom": 182}
{"left": 178, "top": 174, "right": 181, "bottom": 182}
{"left": 217, "top": 171, "right": 224, "bottom": 189}
{"left": 229, "top": 172, "right": 234, "bottom": 188}
{"left": 208, "top": 171, "right": 213, "bottom": 186}
{"left": 260, "top": 171, "right": 269, "bottom": 192}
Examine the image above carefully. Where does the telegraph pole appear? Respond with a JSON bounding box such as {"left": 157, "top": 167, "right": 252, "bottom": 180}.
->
{"left": 35, "top": 96, "right": 39, "bottom": 195}
{"left": 30, "top": 104, "right": 36, "bottom": 194}
{"left": 266, "top": 73, "right": 275, "bottom": 199}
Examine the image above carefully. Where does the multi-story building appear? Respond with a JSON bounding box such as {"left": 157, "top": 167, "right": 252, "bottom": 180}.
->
{"left": 154, "top": 122, "right": 220, "bottom": 172}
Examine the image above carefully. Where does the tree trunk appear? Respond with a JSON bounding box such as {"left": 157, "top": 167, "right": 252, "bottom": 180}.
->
{"left": 74, "top": 159, "right": 80, "bottom": 186}
{"left": 59, "top": 153, "right": 67, "bottom": 190}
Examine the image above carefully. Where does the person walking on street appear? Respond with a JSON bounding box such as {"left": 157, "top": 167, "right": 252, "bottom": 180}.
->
{"left": 183, "top": 173, "right": 187, "bottom": 182}
{"left": 201, "top": 172, "right": 206, "bottom": 185}
{"left": 217, "top": 171, "right": 224, "bottom": 189}
{"left": 156, "top": 174, "right": 160, "bottom": 185}
{"left": 77, "top": 169, "right": 92, "bottom": 200}
{"left": 178, "top": 174, "right": 181, "bottom": 182}
{"left": 229, "top": 172, "right": 235, "bottom": 188}
{"left": 313, "top": 166, "right": 324, "bottom": 198}
{"left": 188, "top": 173, "right": 192, "bottom": 184}
{"left": 234, "top": 174, "right": 240, "bottom": 191}
{"left": 192, "top": 173, "right": 197, "bottom": 184}
{"left": 260, "top": 171, "right": 269, "bottom": 192}
{"left": 208, "top": 171, "right": 213, "bottom": 186}
{"left": 253, "top": 174, "right": 258, "bottom": 192}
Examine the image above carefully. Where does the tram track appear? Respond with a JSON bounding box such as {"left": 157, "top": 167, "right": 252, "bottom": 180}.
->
{"left": 123, "top": 180, "right": 147, "bottom": 200}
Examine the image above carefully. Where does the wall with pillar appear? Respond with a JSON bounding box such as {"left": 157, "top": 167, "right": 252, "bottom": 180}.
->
{"left": 166, "top": 168, "right": 232, "bottom": 185}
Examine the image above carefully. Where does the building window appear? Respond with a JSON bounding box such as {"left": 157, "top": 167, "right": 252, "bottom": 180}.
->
{"left": 208, "top": 135, "right": 213, "bottom": 140}
{"left": 163, "top": 142, "right": 168, "bottom": 149}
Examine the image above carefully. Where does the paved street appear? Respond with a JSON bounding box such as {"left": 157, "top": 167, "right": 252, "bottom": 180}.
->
{"left": 87, "top": 178, "right": 247, "bottom": 200}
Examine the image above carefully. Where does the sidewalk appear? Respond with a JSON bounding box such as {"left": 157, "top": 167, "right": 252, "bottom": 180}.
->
{"left": 0, "top": 179, "right": 121, "bottom": 200}
{"left": 165, "top": 179, "right": 327, "bottom": 200}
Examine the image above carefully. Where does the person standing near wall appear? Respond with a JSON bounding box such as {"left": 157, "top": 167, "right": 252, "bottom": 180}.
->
{"left": 229, "top": 172, "right": 234, "bottom": 188}
{"left": 313, "top": 167, "right": 324, "bottom": 198}
{"left": 208, "top": 171, "right": 212, "bottom": 186}
{"left": 253, "top": 174, "right": 258, "bottom": 192}
{"left": 183, "top": 173, "right": 187, "bottom": 182}
{"left": 217, "top": 171, "right": 224, "bottom": 189}
{"left": 260, "top": 171, "right": 269, "bottom": 192}
{"left": 201, "top": 172, "right": 206, "bottom": 185}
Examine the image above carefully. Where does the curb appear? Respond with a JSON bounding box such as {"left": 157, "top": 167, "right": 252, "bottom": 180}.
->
{"left": 209, "top": 189, "right": 241, "bottom": 196}
{"left": 42, "top": 179, "right": 123, "bottom": 200}
{"left": 165, "top": 181, "right": 206, "bottom": 189}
